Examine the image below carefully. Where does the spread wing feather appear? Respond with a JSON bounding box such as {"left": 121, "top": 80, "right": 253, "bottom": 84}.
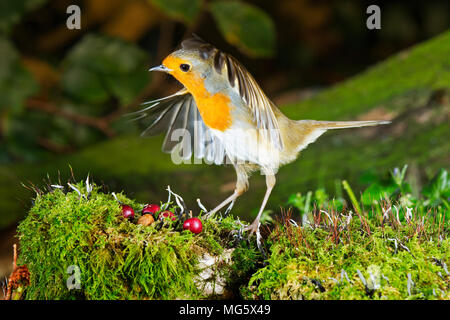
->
{"left": 224, "top": 54, "right": 283, "bottom": 150}
{"left": 130, "top": 89, "right": 227, "bottom": 165}
{"left": 182, "top": 36, "right": 284, "bottom": 151}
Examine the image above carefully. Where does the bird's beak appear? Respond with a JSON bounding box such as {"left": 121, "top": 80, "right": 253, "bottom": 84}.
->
{"left": 149, "top": 65, "right": 171, "bottom": 73}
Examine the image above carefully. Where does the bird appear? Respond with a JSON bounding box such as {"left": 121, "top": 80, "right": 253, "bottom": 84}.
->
{"left": 135, "top": 35, "right": 390, "bottom": 235}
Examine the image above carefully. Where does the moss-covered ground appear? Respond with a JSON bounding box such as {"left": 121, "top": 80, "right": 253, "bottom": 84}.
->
{"left": 243, "top": 167, "right": 449, "bottom": 300}
{"left": 244, "top": 210, "right": 448, "bottom": 300}
{"left": 16, "top": 181, "right": 260, "bottom": 299}
{"left": 11, "top": 167, "right": 449, "bottom": 300}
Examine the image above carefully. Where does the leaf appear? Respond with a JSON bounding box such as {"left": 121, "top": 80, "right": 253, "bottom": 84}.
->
{"left": 287, "top": 193, "right": 305, "bottom": 211}
{"left": 361, "top": 183, "right": 389, "bottom": 205}
{"left": 422, "top": 169, "right": 450, "bottom": 202}
{"left": 259, "top": 209, "right": 273, "bottom": 225}
{"left": 314, "top": 188, "right": 329, "bottom": 206}
{"left": 0, "top": 0, "right": 48, "bottom": 34}
{"left": 61, "top": 34, "right": 149, "bottom": 105}
{"left": 0, "top": 37, "right": 38, "bottom": 113}
{"left": 148, "top": 0, "right": 201, "bottom": 24}
{"left": 62, "top": 68, "right": 109, "bottom": 105}
{"left": 209, "top": 0, "right": 276, "bottom": 57}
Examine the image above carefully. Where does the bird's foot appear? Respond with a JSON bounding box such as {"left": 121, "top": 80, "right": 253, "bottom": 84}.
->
{"left": 244, "top": 221, "right": 259, "bottom": 238}
{"left": 204, "top": 200, "right": 235, "bottom": 220}
{"left": 203, "top": 208, "right": 218, "bottom": 219}
{"left": 229, "top": 228, "right": 244, "bottom": 243}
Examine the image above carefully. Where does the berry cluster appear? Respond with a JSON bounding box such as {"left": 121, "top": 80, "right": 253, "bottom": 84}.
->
{"left": 119, "top": 202, "right": 203, "bottom": 234}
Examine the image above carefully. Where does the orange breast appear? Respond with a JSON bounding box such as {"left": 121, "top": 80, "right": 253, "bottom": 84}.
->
{"left": 195, "top": 91, "right": 232, "bottom": 131}
{"left": 181, "top": 75, "right": 232, "bottom": 131}
{"left": 162, "top": 55, "right": 233, "bottom": 131}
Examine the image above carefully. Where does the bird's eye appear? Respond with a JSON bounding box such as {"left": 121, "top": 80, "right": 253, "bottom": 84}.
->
{"left": 180, "top": 64, "right": 190, "bottom": 72}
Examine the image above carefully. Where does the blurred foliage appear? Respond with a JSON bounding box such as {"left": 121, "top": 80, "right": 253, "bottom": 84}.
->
{"left": 0, "top": 0, "right": 47, "bottom": 34}
{"left": 287, "top": 166, "right": 450, "bottom": 223}
{"left": 148, "top": 0, "right": 201, "bottom": 24}
{"left": 1, "top": 0, "right": 449, "bottom": 165}
{"left": 0, "top": 36, "right": 39, "bottom": 162}
{"left": 0, "top": 0, "right": 449, "bottom": 232}
{"left": 0, "top": 0, "right": 281, "bottom": 165}
{"left": 17, "top": 180, "right": 253, "bottom": 299}
{"left": 209, "top": 0, "right": 275, "bottom": 57}
{"left": 62, "top": 34, "right": 149, "bottom": 106}
{"left": 0, "top": 27, "right": 449, "bottom": 231}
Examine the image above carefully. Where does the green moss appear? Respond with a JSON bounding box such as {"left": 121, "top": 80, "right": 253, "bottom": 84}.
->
{"left": 16, "top": 181, "right": 258, "bottom": 299}
{"left": 282, "top": 31, "right": 450, "bottom": 120}
{"left": 13, "top": 167, "right": 450, "bottom": 300}
{"left": 242, "top": 170, "right": 450, "bottom": 300}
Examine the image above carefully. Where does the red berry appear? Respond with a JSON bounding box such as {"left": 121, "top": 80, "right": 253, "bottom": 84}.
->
{"left": 160, "top": 210, "right": 176, "bottom": 221}
{"left": 184, "top": 217, "right": 202, "bottom": 234}
{"left": 142, "top": 204, "right": 160, "bottom": 215}
{"left": 183, "top": 219, "right": 191, "bottom": 230}
{"left": 121, "top": 205, "right": 135, "bottom": 220}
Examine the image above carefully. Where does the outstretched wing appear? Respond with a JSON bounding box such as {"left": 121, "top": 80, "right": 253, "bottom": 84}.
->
{"left": 181, "top": 36, "right": 284, "bottom": 151}
{"left": 225, "top": 54, "right": 284, "bottom": 150}
{"left": 129, "top": 89, "right": 227, "bottom": 165}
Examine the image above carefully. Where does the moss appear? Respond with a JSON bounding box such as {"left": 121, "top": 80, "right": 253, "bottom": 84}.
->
{"left": 243, "top": 202, "right": 449, "bottom": 300}
{"left": 242, "top": 166, "right": 450, "bottom": 300}
{"left": 282, "top": 31, "right": 450, "bottom": 120}
{"left": 16, "top": 181, "right": 259, "bottom": 300}
{"left": 13, "top": 167, "right": 449, "bottom": 300}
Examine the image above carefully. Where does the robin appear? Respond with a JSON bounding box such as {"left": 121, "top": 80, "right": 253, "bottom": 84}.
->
{"left": 137, "top": 35, "right": 390, "bottom": 235}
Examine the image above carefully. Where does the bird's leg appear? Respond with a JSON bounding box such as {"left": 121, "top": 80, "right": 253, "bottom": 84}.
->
{"left": 223, "top": 200, "right": 235, "bottom": 216}
{"left": 205, "top": 165, "right": 248, "bottom": 218}
{"left": 204, "top": 192, "right": 239, "bottom": 218}
{"left": 246, "top": 174, "right": 276, "bottom": 236}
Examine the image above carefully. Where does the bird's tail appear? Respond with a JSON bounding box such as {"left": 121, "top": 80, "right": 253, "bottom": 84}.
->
{"left": 291, "top": 119, "right": 390, "bottom": 152}
{"left": 309, "top": 120, "right": 391, "bottom": 130}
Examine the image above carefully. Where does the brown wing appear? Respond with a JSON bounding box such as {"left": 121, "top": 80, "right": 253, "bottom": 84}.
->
{"left": 128, "top": 89, "right": 227, "bottom": 165}
{"left": 182, "top": 36, "right": 284, "bottom": 150}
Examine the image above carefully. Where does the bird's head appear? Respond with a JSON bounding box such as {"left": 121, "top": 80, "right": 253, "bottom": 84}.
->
{"left": 149, "top": 36, "right": 223, "bottom": 95}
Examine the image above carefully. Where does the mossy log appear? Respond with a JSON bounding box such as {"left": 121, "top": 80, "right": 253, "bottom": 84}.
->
{"left": 16, "top": 183, "right": 258, "bottom": 299}
{"left": 1, "top": 31, "right": 450, "bottom": 229}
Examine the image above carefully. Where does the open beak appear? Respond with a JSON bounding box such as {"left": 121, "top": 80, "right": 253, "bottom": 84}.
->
{"left": 149, "top": 65, "right": 171, "bottom": 72}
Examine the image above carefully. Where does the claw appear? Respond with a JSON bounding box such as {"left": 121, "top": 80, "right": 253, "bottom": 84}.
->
{"left": 223, "top": 200, "right": 235, "bottom": 216}
{"left": 245, "top": 221, "right": 259, "bottom": 238}
{"left": 229, "top": 219, "right": 246, "bottom": 243}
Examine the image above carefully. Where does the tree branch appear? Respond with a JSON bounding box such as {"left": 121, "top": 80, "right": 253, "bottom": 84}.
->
{"left": 26, "top": 98, "right": 115, "bottom": 138}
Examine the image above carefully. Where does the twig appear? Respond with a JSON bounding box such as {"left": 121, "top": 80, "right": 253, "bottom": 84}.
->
{"left": 5, "top": 244, "right": 18, "bottom": 300}
{"left": 12, "top": 244, "right": 17, "bottom": 270}
{"left": 26, "top": 98, "right": 114, "bottom": 137}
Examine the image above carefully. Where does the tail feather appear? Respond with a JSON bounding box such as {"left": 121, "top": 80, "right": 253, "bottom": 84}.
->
{"left": 292, "top": 119, "right": 390, "bottom": 152}
{"left": 311, "top": 120, "right": 391, "bottom": 129}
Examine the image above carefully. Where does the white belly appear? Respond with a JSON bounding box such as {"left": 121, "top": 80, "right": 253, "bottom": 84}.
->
{"left": 211, "top": 125, "right": 281, "bottom": 173}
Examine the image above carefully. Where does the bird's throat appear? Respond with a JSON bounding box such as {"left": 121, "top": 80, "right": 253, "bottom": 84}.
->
{"left": 162, "top": 55, "right": 232, "bottom": 131}
{"left": 178, "top": 74, "right": 232, "bottom": 132}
